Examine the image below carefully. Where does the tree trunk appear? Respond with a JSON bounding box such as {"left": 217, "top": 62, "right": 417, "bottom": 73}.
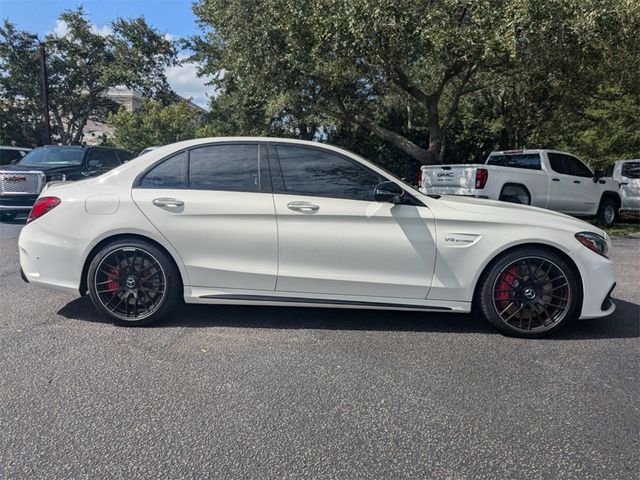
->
{"left": 426, "top": 100, "right": 442, "bottom": 164}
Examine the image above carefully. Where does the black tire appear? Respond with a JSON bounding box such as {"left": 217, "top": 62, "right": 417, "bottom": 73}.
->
{"left": 87, "top": 238, "right": 182, "bottom": 326}
{"left": 595, "top": 198, "right": 617, "bottom": 228}
{"left": 477, "top": 247, "right": 581, "bottom": 338}
{"left": 0, "top": 212, "right": 16, "bottom": 222}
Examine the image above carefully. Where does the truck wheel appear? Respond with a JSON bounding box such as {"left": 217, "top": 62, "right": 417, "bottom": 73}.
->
{"left": 596, "top": 198, "right": 617, "bottom": 228}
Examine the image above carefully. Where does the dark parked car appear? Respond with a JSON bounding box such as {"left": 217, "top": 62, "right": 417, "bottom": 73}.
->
{"left": 0, "top": 145, "right": 133, "bottom": 221}
{"left": 0, "top": 146, "right": 31, "bottom": 165}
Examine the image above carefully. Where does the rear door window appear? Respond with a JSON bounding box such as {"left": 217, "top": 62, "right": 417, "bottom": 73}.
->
{"left": 563, "top": 155, "right": 593, "bottom": 178}
{"left": 486, "top": 154, "right": 541, "bottom": 170}
{"left": 188, "top": 144, "right": 260, "bottom": 192}
{"left": 548, "top": 153, "right": 568, "bottom": 174}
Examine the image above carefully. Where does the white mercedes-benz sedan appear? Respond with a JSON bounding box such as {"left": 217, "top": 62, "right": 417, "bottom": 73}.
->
{"left": 18, "top": 138, "right": 616, "bottom": 337}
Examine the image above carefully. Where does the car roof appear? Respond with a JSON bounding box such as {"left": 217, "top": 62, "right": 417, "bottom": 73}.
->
{"left": 489, "top": 149, "right": 577, "bottom": 156}
{"left": 0, "top": 146, "right": 31, "bottom": 151}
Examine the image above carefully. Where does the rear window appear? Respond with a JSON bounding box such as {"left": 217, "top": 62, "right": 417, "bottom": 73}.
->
{"left": 487, "top": 154, "right": 541, "bottom": 170}
{"left": 19, "top": 147, "right": 84, "bottom": 166}
{"left": 621, "top": 161, "right": 640, "bottom": 179}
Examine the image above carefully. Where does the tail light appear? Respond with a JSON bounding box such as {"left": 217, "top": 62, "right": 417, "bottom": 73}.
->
{"left": 27, "top": 196, "right": 61, "bottom": 224}
{"left": 475, "top": 169, "right": 488, "bottom": 189}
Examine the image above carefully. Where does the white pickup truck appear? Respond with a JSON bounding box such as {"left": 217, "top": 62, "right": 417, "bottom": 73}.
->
{"left": 419, "top": 149, "right": 622, "bottom": 226}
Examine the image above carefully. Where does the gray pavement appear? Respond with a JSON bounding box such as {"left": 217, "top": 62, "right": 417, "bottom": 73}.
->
{"left": 1, "top": 219, "right": 638, "bottom": 479}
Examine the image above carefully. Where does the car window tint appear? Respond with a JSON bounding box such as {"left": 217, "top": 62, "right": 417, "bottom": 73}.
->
{"left": 188, "top": 144, "right": 259, "bottom": 192}
{"left": 486, "top": 154, "right": 541, "bottom": 170}
{"left": 563, "top": 155, "right": 593, "bottom": 177}
{"left": 547, "top": 153, "right": 568, "bottom": 174}
{"left": 621, "top": 161, "right": 640, "bottom": 179}
{"left": 87, "top": 149, "right": 121, "bottom": 169}
{"left": 0, "top": 149, "right": 23, "bottom": 165}
{"left": 275, "top": 145, "right": 382, "bottom": 201}
{"left": 141, "top": 152, "right": 187, "bottom": 188}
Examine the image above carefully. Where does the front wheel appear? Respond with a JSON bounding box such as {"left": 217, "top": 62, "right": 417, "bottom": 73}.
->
{"left": 87, "top": 239, "right": 182, "bottom": 326}
{"left": 477, "top": 248, "right": 581, "bottom": 338}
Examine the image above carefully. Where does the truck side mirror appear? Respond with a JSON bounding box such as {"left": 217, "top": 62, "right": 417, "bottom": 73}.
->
{"left": 593, "top": 169, "right": 605, "bottom": 182}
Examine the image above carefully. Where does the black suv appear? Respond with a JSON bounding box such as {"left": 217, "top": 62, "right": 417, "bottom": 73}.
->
{"left": 0, "top": 145, "right": 133, "bottom": 221}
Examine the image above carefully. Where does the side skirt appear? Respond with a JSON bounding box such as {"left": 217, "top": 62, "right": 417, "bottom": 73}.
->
{"left": 188, "top": 292, "right": 470, "bottom": 313}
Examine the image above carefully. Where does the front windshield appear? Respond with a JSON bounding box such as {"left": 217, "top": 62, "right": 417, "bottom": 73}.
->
{"left": 19, "top": 148, "right": 84, "bottom": 166}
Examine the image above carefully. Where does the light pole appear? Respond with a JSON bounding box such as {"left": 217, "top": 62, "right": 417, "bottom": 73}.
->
{"left": 27, "top": 34, "right": 51, "bottom": 144}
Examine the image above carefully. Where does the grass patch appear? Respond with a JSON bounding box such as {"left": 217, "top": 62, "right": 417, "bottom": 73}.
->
{"left": 599, "top": 212, "right": 640, "bottom": 237}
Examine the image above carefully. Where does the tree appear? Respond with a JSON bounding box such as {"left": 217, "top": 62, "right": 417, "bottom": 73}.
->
{"left": 108, "top": 99, "right": 204, "bottom": 154}
{"left": 190, "top": 0, "right": 519, "bottom": 164}
{"left": 0, "top": 7, "right": 178, "bottom": 146}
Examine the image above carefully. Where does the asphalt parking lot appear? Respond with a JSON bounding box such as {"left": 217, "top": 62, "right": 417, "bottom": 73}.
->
{"left": 1, "top": 219, "right": 638, "bottom": 479}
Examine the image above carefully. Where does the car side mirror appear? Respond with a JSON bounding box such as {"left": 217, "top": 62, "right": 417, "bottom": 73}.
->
{"left": 374, "top": 181, "right": 405, "bottom": 204}
{"left": 593, "top": 169, "right": 605, "bottom": 182}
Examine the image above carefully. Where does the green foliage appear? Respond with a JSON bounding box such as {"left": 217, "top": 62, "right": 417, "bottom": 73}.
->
{"left": 190, "top": 0, "right": 640, "bottom": 170}
{"left": 0, "top": 7, "right": 178, "bottom": 146}
{"left": 108, "top": 100, "right": 203, "bottom": 154}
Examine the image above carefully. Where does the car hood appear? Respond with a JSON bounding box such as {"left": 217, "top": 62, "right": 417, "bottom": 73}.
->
{"left": 432, "top": 194, "right": 606, "bottom": 236}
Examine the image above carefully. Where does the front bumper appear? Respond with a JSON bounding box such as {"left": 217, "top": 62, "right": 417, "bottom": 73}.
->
{"left": 572, "top": 246, "right": 617, "bottom": 319}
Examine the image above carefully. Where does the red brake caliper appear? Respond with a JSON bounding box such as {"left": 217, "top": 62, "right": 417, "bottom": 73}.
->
{"left": 107, "top": 267, "right": 120, "bottom": 291}
{"left": 495, "top": 265, "right": 519, "bottom": 308}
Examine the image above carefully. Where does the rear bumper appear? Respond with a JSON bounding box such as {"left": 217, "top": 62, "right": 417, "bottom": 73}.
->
{"left": 0, "top": 195, "right": 38, "bottom": 211}
{"left": 19, "top": 220, "right": 83, "bottom": 295}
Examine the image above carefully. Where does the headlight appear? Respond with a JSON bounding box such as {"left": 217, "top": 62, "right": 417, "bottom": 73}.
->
{"left": 575, "top": 232, "right": 609, "bottom": 258}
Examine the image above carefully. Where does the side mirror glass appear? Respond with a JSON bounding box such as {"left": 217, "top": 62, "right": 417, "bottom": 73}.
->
{"left": 374, "top": 181, "right": 404, "bottom": 204}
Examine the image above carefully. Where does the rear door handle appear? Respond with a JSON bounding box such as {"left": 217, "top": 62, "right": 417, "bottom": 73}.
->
{"left": 152, "top": 197, "right": 184, "bottom": 208}
{"left": 573, "top": 180, "right": 581, "bottom": 184}
{"left": 552, "top": 178, "right": 560, "bottom": 182}
{"left": 287, "top": 201, "right": 319, "bottom": 213}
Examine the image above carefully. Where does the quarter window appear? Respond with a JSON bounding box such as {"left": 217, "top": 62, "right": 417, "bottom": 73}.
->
{"left": 275, "top": 145, "right": 382, "bottom": 201}
{"left": 140, "top": 152, "right": 187, "bottom": 188}
{"left": 188, "top": 144, "right": 260, "bottom": 192}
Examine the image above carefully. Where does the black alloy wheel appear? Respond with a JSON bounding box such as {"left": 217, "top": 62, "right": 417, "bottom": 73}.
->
{"left": 87, "top": 239, "right": 182, "bottom": 325}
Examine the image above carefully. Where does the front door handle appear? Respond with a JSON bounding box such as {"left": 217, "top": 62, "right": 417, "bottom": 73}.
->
{"left": 573, "top": 180, "right": 581, "bottom": 184}
{"left": 152, "top": 197, "right": 184, "bottom": 208}
{"left": 287, "top": 201, "right": 319, "bottom": 213}
{"left": 552, "top": 178, "right": 560, "bottom": 182}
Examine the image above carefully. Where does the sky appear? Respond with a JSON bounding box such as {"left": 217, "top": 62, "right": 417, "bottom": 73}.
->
{"left": 0, "top": 0, "right": 215, "bottom": 108}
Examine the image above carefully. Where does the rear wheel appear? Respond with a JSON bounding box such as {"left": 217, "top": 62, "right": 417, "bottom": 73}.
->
{"left": 87, "top": 239, "right": 182, "bottom": 325}
{"left": 596, "top": 198, "right": 617, "bottom": 228}
{"left": 478, "top": 247, "right": 580, "bottom": 337}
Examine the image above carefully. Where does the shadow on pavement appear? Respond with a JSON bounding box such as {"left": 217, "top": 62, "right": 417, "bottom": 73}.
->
{"left": 58, "top": 295, "right": 639, "bottom": 339}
